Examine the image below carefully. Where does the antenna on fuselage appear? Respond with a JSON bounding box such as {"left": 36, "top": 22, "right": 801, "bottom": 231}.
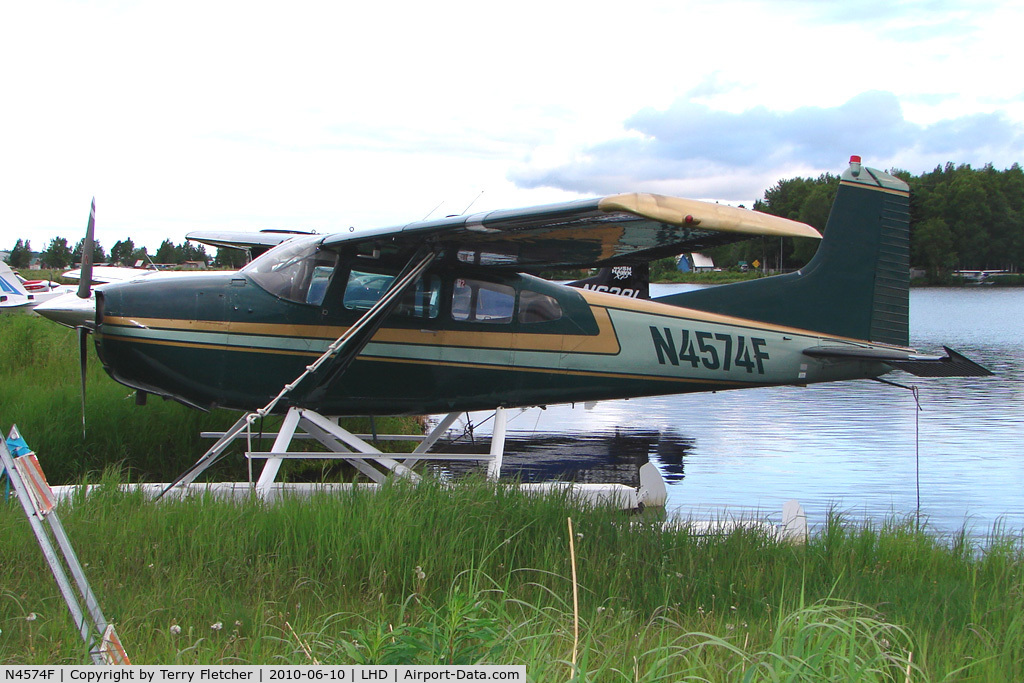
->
{"left": 422, "top": 189, "right": 484, "bottom": 221}
{"left": 460, "top": 190, "right": 484, "bottom": 216}
{"left": 422, "top": 201, "right": 445, "bottom": 221}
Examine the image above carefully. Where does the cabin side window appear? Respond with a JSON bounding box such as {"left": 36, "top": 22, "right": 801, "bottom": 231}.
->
{"left": 518, "top": 290, "right": 562, "bottom": 323}
{"left": 342, "top": 270, "right": 441, "bottom": 319}
{"left": 396, "top": 275, "right": 442, "bottom": 319}
{"left": 451, "top": 278, "right": 515, "bottom": 323}
{"left": 242, "top": 237, "right": 338, "bottom": 305}
{"left": 306, "top": 265, "right": 335, "bottom": 306}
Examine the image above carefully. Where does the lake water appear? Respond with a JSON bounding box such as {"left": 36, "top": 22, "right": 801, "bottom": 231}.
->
{"left": 435, "top": 286, "right": 1024, "bottom": 535}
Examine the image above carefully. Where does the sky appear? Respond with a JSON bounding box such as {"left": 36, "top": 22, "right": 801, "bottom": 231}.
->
{"left": 2, "top": 0, "right": 1022, "bottom": 254}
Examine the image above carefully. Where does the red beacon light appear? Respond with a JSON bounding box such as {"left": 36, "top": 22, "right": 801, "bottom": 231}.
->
{"left": 849, "top": 155, "right": 862, "bottom": 177}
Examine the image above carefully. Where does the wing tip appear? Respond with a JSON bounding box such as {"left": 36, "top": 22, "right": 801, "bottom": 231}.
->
{"left": 599, "top": 193, "right": 821, "bottom": 239}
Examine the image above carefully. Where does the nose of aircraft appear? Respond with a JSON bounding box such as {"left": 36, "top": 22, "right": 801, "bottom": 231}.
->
{"left": 34, "top": 291, "right": 97, "bottom": 329}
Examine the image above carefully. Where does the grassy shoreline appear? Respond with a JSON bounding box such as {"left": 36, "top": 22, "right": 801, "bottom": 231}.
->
{"left": 1, "top": 481, "right": 1022, "bottom": 678}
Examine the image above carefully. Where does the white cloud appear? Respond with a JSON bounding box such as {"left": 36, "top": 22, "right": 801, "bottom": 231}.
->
{"left": 508, "top": 91, "right": 1024, "bottom": 200}
{"left": 1, "top": 0, "right": 1020, "bottom": 254}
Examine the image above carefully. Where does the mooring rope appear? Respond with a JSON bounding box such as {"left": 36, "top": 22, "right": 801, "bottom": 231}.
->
{"left": 872, "top": 377, "right": 924, "bottom": 527}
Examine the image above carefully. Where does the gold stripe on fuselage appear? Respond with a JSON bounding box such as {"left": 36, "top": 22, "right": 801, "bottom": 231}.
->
{"left": 98, "top": 332, "right": 318, "bottom": 357}
{"left": 101, "top": 307, "right": 621, "bottom": 355}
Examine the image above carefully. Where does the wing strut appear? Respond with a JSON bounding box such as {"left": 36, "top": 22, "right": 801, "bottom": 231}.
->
{"left": 159, "top": 246, "right": 438, "bottom": 496}
{"left": 299, "top": 245, "right": 437, "bottom": 404}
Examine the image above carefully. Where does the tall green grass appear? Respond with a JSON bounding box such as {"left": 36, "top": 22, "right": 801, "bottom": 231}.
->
{"left": 1, "top": 478, "right": 1023, "bottom": 679}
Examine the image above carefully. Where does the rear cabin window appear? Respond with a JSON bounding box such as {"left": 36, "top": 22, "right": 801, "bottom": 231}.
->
{"left": 343, "top": 270, "right": 441, "bottom": 319}
{"left": 451, "top": 279, "right": 515, "bottom": 323}
{"left": 518, "top": 290, "right": 562, "bottom": 323}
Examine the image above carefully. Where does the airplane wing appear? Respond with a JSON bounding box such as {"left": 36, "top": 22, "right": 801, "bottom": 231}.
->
{"left": 62, "top": 265, "right": 156, "bottom": 284}
{"left": 186, "top": 229, "right": 316, "bottom": 255}
{"left": 319, "top": 193, "right": 821, "bottom": 269}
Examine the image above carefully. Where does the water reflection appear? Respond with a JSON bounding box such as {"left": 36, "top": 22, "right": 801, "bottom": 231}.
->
{"left": 430, "top": 425, "right": 694, "bottom": 486}
{"left": 432, "top": 287, "right": 1024, "bottom": 535}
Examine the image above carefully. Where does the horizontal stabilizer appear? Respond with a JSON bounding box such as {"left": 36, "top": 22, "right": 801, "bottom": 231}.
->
{"left": 888, "top": 346, "right": 994, "bottom": 377}
{"left": 804, "top": 345, "right": 992, "bottom": 377}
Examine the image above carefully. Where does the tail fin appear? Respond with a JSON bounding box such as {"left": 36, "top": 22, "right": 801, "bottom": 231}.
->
{"left": 0, "top": 261, "right": 34, "bottom": 304}
{"left": 569, "top": 263, "right": 650, "bottom": 299}
{"left": 656, "top": 157, "right": 910, "bottom": 346}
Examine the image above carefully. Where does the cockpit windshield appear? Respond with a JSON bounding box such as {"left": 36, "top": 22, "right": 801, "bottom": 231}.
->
{"left": 241, "top": 236, "right": 338, "bottom": 305}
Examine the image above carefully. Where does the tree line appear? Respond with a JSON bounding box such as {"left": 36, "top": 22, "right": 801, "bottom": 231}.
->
{"left": 705, "top": 162, "right": 1024, "bottom": 279}
{"left": 4, "top": 237, "right": 101, "bottom": 269}
{"left": 4, "top": 236, "right": 230, "bottom": 270}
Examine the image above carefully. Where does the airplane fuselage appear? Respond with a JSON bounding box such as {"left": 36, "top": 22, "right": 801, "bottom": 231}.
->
{"left": 34, "top": 160, "right": 986, "bottom": 429}
{"left": 93, "top": 265, "right": 891, "bottom": 415}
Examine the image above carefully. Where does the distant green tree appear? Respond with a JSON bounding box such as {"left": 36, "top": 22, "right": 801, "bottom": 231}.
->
{"left": 154, "top": 239, "right": 176, "bottom": 264}
{"left": 650, "top": 257, "right": 680, "bottom": 280}
{"left": 792, "top": 181, "right": 838, "bottom": 265}
{"left": 762, "top": 176, "right": 813, "bottom": 220}
{"left": 908, "top": 162, "right": 1024, "bottom": 271}
{"left": 914, "top": 217, "right": 956, "bottom": 278}
{"left": 713, "top": 173, "right": 838, "bottom": 272}
{"left": 797, "top": 182, "right": 836, "bottom": 231}
{"left": 7, "top": 239, "right": 32, "bottom": 268}
{"left": 151, "top": 239, "right": 209, "bottom": 266}
{"left": 179, "top": 242, "right": 209, "bottom": 265}
{"left": 73, "top": 237, "right": 106, "bottom": 265}
{"left": 1001, "top": 163, "right": 1024, "bottom": 266}
{"left": 215, "top": 247, "right": 248, "bottom": 268}
{"left": 947, "top": 170, "right": 992, "bottom": 268}
{"left": 110, "top": 238, "right": 136, "bottom": 266}
{"left": 40, "top": 236, "right": 73, "bottom": 269}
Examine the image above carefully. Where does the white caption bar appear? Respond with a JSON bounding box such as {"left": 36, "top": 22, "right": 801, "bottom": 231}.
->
{"left": 0, "top": 667, "right": 525, "bottom": 682}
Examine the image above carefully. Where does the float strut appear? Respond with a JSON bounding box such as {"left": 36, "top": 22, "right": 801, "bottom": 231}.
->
{"left": 486, "top": 407, "right": 507, "bottom": 481}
